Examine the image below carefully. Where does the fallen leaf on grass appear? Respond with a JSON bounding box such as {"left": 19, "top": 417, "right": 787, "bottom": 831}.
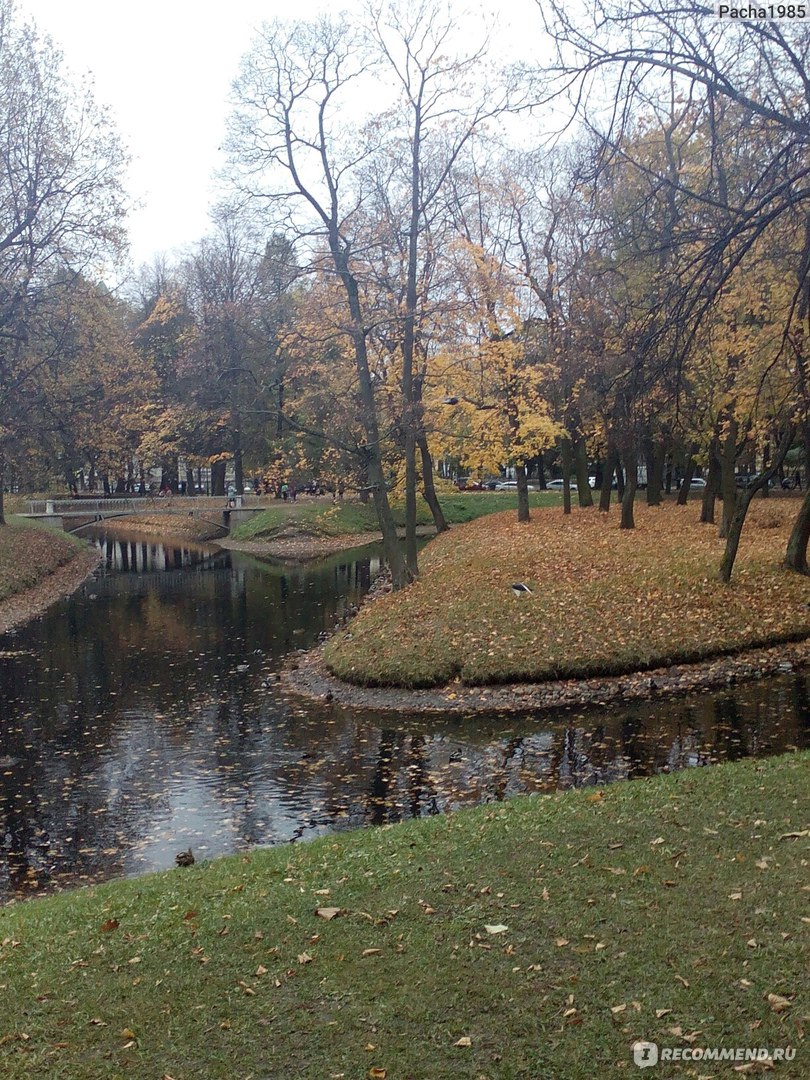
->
{"left": 100, "top": 919, "right": 119, "bottom": 933}
{"left": 766, "top": 993, "right": 792, "bottom": 1012}
{"left": 368, "top": 1069, "right": 387, "bottom": 1079}
{"left": 610, "top": 1004, "right": 627, "bottom": 1014}
{"left": 316, "top": 907, "right": 342, "bottom": 921}
{"left": 362, "top": 948, "right": 382, "bottom": 957}
{"left": 555, "top": 938, "right": 569, "bottom": 947}
{"left": 297, "top": 952, "right": 314, "bottom": 965}
{"left": 454, "top": 1036, "right": 472, "bottom": 1047}
{"left": 484, "top": 924, "right": 509, "bottom": 935}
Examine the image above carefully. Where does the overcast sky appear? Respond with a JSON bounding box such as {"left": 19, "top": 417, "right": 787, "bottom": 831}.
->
{"left": 18, "top": 0, "right": 541, "bottom": 270}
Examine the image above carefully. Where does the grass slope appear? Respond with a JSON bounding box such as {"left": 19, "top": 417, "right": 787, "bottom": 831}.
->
{"left": 0, "top": 521, "right": 83, "bottom": 603}
{"left": 0, "top": 754, "right": 806, "bottom": 1078}
{"left": 230, "top": 492, "right": 562, "bottom": 542}
{"left": 324, "top": 502, "right": 810, "bottom": 688}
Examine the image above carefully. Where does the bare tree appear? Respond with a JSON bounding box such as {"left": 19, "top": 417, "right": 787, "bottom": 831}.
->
{"left": 0, "top": 0, "right": 127, "bottom": 522}
{"left": 228, "top": 17, "right": 411, "bottom": 586}
{"left": 367, "top": 0, "right": 513, "bottom": 570}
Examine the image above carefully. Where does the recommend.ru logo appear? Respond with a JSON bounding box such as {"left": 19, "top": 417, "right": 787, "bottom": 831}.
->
{"left": 633, "top": 1041, "right": 659, "bottom": 1068}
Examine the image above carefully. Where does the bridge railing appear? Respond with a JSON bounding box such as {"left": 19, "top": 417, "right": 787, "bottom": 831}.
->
{"left": 29, "top": 498, "right": 137, "bottom": 515}
{"left": 28, "top": 494, "right": 255, "bottom": 515}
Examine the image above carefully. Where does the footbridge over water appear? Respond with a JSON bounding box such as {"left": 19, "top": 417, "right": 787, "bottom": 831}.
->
{"left": 22, "top": 496, "right": 261, "bottom": 533}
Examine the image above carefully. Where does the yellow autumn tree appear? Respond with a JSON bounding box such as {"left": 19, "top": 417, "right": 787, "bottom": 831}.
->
{"left": 429, "top": 242, "right": 560, "bottom": 521}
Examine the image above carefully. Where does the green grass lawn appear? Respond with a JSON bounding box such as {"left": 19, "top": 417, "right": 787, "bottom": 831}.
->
{"left": 0, "top": 521, "right": 83, "bottom": 603}
{"left": 0, "top": 753, "right": 806, "bottom": 1078}
{"left": 324, "top": 501, "right": 810, "bottom": 688}
{"left": 230, "top": 491, "right": 563, "bottom": 541}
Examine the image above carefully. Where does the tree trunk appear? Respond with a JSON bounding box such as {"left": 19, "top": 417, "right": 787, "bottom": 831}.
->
{"left": 211, "top": 460, "right": 226, "bottom": 496}
{"left": 537, "top": 455, "right": 546, "bottom": 489}
{"left": 233, "top": 411, "right": 244, "bottom": 495}
{"left": 404, "top": 430, "right": 418, "bottom": 575}
{"left": 573, "top": 433, "right": 593, "bottom": 507}
{"left": 719, "top": 430, "right": 793, "bottom": 582}
{"left": 645, "top": 437, "right": 664, "bottom": 506}
{"left": 785, "top": 487, "right": 810, "bottom": 573}
{"left": 615, "top": 460, "right": 625, "bottom": 500}
{"left": 516, "top": 462, "right": 530, "bottom": 523}
{"left": 718, "top": 417, "right": 738, "bottom": 539}
{"left": 599, "top": 444, "right": 617, "bottom": 513}
{"left": 357, "top": 459, "right": 370, "bottom": 504}
{"left": 400, "top": 104, "right": 423, "bottom": 581}
{"left": 332, "top": 241, "right": 409, "bottom": 588}
{"left": 620, "top": 448, "right": 637, "bottom": 530}
{"left": 785, "top": 427, "right": 810, "bottom": 572}
{"left": 677, "top": 451, "right": 696, "bottom": 505}
{"left": 700, "top": 439, "right": 720, "bottom": 524}
{"left": 0, "top": 453, "right": 5, "bottom": 525}
{"left": 418, "top": 434, "right": 448, "bottom": 533}
{"left": 185, "top": 467, "right": 195, "bottom": 496}
{"left": 561, "top": 437, "right": 572, "bottom": 515}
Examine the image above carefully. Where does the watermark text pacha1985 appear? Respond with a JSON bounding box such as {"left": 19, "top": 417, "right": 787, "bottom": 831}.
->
{"left": 715, "top": 3, "right": 808, "bottom": 17}
{"left": 632, "top": 1041, "right": 797, "bottom": 1068}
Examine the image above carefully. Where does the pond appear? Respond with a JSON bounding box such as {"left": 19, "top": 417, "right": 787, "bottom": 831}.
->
{"left": 0, "top": 528, "right": 807, "bottom": 902}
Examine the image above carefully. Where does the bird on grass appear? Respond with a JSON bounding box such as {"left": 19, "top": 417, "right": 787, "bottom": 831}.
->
{"left": 175, "top": 848, "right": 195, "bottom": 867}
{"left": 511, "top": 583, "right": 533, "bottom": 598}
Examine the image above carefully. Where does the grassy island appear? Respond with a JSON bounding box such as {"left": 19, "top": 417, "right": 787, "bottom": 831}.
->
{"left": 229, "top": 491, "right": 562, "bottom": 543}
{"left": 0, "top": 753, "right": 806, "bottom": 1078}
{"left": 323, "top": 502, "right": 810, "bottom": 688}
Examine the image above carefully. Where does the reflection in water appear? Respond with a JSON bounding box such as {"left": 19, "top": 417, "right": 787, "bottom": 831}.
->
{"left": 0, "top": 528, "right": 807, "bottom": 901}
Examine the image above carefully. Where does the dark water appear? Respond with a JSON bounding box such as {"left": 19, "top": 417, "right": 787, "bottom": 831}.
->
{"left": 0, "top": 529, "right": 806, "bottom": 902}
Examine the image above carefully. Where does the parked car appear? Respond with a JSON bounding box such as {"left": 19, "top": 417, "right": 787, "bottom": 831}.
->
{"left": 547, "top": 478, "right": 589, "bottom": 491}
{"left": 678, "top": 477, "right": 706, "bottom": 489}
{"left": 494, "top": 480, "right": 519, "bottom": 490}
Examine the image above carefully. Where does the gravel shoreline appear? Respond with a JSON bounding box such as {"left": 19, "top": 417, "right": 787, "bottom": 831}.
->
{"left": 0, "top": 545, "right": 101, "bottom": 635}
{"left": 220, "top": 531, "right": 384, "bottom": 560}
{"left": 280, "top": 635, "right": 810, "bottom": 715}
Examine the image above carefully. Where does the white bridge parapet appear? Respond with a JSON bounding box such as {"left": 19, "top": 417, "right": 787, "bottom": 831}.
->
{"left": 29, "top": 498, "right": 137, "bottom": 516}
